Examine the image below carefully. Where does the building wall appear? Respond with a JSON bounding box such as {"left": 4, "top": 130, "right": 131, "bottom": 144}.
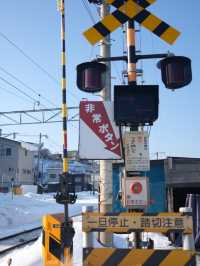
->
{"left": 146, "top": 160, "right": 166, "bottom": 212}
{"left": 47, "top": 167, "right": 61, "bottom": 183}
{"left": 165, "top": 157, "right": 200, "bottom": 211}
{"left": 112, "top": 161, "right": 167, "bottom": 213}
{"left": 165, "top": 157, "right": 200, "bottom": 187}
{"left": 0, "top": 138, "right": 35, "bottom": 187}
{"left": 18, "top": 147, "right": 34, "bottom": 185}
{"left": 0, "top": 138, "right": 19, "bottom": 187}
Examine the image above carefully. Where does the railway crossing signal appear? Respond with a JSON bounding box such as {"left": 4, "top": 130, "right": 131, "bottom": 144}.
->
{"left": 83, "top": 0, "right": 180, "bottom": 45}
{"left": 114, "top": 84, "right": 159, "bottom": 126}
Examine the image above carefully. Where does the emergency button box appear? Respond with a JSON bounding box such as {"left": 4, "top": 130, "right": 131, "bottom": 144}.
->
{"left": 122, "top": 176, "right": 150, "bottom": 209}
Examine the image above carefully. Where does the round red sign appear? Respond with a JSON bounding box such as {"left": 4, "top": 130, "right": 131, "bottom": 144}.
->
{"left": 130, "top": 182, "right": 142, "bottom": 194}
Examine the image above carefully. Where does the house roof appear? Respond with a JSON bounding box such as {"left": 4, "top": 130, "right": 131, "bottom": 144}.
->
{"left": 0, "top": 137, "right": 38, "bottom": 151}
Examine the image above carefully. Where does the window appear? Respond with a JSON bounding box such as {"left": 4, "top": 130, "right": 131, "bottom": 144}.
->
{"left": 49, "top": 174, "right": 56, "bottom": 179}
{"left": 75, "top": 177, "right": 81, "bottom": 183}
{"left": 25, "top": 150, "right": 28, "bottom": 156}
{"left": 6, "top": 148, "right": 12, "bottom": 156}
{"left": 0, "top": 147, "right": 5, "bottom": 156}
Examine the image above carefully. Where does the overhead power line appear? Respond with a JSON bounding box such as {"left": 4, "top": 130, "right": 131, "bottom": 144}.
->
{"left": 0, "top": 31, "right": 79, "bottom": 103}
{"left": 0, "top": 65, "right": 57, "bottom": 108}
{"left": 0, "top": 31, "right": 58, "bottom": 85}
{"left": 81, "top": 0, "right": 96, "bottom": 24}
{"left": 0, "top": 75, "right": 56, "bottom": 112}
{"left": 0, "top": 75, "right": 39, "bottom": 104}
{"left": 0, "top": 85, "right": 34, "bottom": 105}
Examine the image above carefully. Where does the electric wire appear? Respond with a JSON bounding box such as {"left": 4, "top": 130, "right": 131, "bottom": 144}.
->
{"left": 112, "top": 62, "right": 123, "bottom": 84}
{"left": 0, "top": 31, "right": 58, "bottom": 85}
{"left": 138, "top": 25, "right": 145, "bottom": 85}
{"left": 81, "top": 0, "right": 96, "bottom": 24}
{"left": 0, "top": 31, "right": 79, "bottom": 103}
{"left": 122, "top": 24, "right": 127, "bottom": 85}
{"left": 0, "top": 66, "right": 57, "bottom": 108}
{"left": 0, "top": 75, "right": 47, "bottom": 108}
{"left": 81, "top": 0, "right": 97, "bottom": 60}
{"left": 0, "top": 85, "right": 34, "bottom": 105}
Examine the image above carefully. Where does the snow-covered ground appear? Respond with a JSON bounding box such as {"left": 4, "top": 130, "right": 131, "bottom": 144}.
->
{"left": 0, "top": 191, "right": 97, "bottom": 238}
{"left": 0, "top": 191, "right": 98, "bottom": 266}
{"left": 0, "top": 218, "right": 173, "bottom": 266}
{"left": 1, "top": 191, "right": 192, "bottom": 266}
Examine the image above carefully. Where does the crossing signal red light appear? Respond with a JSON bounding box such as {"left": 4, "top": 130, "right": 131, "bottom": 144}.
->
{"left": 159, "top": 56, "right": 192, "bottom": 89}
{"left": 114, "top": 85, "right": 159, "bottom": 126}
{"left": 130, "top": 182, "right": 142, "bottom": 194}
{"left": 76, "top": 62, "right": 106, "bottom": 93}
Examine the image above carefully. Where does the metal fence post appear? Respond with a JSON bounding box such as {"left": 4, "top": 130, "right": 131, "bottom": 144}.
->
{"left": 179, "top": 207, "right": 195, "bottom": 250}
{"left": 83, "top": 206, "right": 94, "bottom": 248}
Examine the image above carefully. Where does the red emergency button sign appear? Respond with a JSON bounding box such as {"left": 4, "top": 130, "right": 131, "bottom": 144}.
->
{"left": 130, "top": 182, "right": 142, "bottom": 194}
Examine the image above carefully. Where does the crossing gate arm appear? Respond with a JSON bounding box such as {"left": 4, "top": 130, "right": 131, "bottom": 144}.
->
{"left": 82, "top": 211, "right": 193, "bottom": 234}
{"left": 83, "top": 248, "right": 196, "bottom": 266}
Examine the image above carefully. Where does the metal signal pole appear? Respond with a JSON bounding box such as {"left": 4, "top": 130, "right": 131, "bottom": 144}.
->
{"left": 127, "top": 18, "right": 141, "bottom": 249}
{"left": 127, "top": 19, "right": 136, "bottom": 85}
{"left": 99, "top": 1, "right": 113, "bottom": 246}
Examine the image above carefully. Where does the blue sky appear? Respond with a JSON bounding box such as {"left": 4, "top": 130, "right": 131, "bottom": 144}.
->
{"left": 0, "top": 0, "right": 199, "bottom": 158}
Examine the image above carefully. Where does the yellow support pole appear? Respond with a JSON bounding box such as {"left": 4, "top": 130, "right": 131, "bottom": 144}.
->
{"left": 42, "top": 1, "right": 75, "bottom": 265}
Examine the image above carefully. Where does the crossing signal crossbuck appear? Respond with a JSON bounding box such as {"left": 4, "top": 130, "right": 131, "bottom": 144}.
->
{"left": 83, "top": 0, "right": 180, "bottom": 45}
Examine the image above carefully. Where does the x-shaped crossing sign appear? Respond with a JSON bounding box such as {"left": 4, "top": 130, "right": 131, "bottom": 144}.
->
{"left": 83, "top": 0, "right": 180, "bottom": 45}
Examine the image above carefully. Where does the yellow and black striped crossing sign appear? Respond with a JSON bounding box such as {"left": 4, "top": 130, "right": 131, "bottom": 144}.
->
{"left": 83, "top": 248, "right": 196, "bottom": 266}
{"left": 83, "top": 0, "right": 180, "bottom": 45}
{"left": 82, "top": 211, "right": 193, "bottom": 234}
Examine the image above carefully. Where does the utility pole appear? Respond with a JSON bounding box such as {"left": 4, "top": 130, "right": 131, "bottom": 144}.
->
{"left": 37, "top": 133, "right": 47, "bottom": 184}
{"left": 37, "top": 133, "right": 42, "bottom": 185}
{"left": 99, "top": 1, "right": 113, "bottom": 246}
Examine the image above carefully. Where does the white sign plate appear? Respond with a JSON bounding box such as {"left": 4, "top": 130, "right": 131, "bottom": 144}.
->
{"left": 79, "top": 101, "right": 122, "bottom": 159}
{"left": 123, "top": 176, "right": 149, "bottom": 208}
{"left": 124, "top": 131, "right": 150, "bottom": 172}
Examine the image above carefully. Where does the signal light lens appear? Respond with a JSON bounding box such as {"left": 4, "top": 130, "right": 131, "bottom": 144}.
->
{"left": 76, "top": 62, "right": 106, "bottom": 93}
{"left": 159, "top": 56, "right": 192, "bottom": 89}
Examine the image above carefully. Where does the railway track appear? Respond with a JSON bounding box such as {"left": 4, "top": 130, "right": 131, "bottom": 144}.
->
{"left": 0, "top": 226, "right": 42, "bottom": 256}
{"left": 0, "top": 212, "right": 82, "bottom": 256}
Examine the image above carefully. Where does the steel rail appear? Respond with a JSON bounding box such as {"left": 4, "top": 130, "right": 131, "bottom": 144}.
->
{"left": 0, "top": 211, "right": 86, "bottom": 256}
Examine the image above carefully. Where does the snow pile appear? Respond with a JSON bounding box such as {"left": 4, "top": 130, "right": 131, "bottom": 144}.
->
{"left": 143, "top": 233, "right": 172, "bottom": 249}
{"left": 21, "top": 185, "right": 37, "bottom": 194}
{"left": 0, "top": 222, "right": 172, "bottom": 266}
{"left": 0, "top": 217, "right": 92, "bottom": 266}
{"left": 0, "top": 192, "right": 97, "bottom": 238}
{"left": 0, "top": 191, "right": 175, "bottom": 266}
{"left": 1, "top": 235, "right": 43, "bottom": 266}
